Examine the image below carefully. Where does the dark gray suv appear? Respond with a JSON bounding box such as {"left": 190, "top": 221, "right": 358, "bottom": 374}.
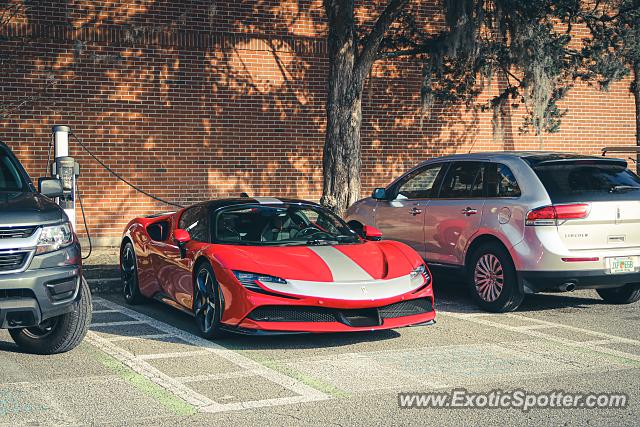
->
{"left": 0, "top": 141, "right": 91, "bottom": 354}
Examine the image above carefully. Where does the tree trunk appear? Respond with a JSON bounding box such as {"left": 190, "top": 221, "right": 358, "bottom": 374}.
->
{"left": 321, "top": 0, "right": 408, "bottom": 216}
{"left": 633, "top": 62, "right": 640, "bottom": 175}
{"left": 321, "top": 0, "right": 361, "bottom": 216}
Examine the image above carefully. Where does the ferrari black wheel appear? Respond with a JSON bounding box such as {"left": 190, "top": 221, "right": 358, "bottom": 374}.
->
{"left": 193, "top": 263, "right": 224, "bottom": 339}
{"left": 121, "top": 242, "right": 144, "bottom": 305}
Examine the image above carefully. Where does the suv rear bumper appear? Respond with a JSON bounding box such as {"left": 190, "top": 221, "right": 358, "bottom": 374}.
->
{"left": 520, "top": 270, "right": 640, "bottom": 294}
{"left": 0, "top": 244, "right": 81, "bottom": 328}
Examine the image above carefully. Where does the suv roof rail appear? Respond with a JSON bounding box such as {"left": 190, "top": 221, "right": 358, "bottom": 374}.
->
{"left": 602, "top": 146, "right": 640, "bottom": 156}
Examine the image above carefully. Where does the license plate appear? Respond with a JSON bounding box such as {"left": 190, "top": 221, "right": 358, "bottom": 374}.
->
{"left": 608, "top": 257, "right": 635, "bottom": 274}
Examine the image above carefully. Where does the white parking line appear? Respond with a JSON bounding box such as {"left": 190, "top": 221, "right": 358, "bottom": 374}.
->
{"left": 92, "top": 309, "right": 119, "bottom": 314}
{"left": 105, "top": 333, "right": 174, "bottom": 342}
{"left": 439, "top": 309, "right": 640, "bottom": 362}
{"left": 91, "top": 320, "right": 146, "bottom": 327}
{"left": 176, "top": 371, "right": 261, "bottom": 383}
{"left": 137, "top": 350, "right": 212, "bottom": 361}
{"left": 86, "top": 331, "right": 220, "bottom": 409}
{"left": 90, "top": 297, "right": 330, "bottom": 413}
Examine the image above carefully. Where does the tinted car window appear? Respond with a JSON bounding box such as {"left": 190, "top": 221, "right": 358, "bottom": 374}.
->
{"left": 396, "top": 163, "right": 444, "bottom": 199}
{"left": 533, "top": 161, "right": 640, "bottom": 203}
{"left": 487, "top": 163, "right": 521, "bottom": 197}
{"left": 214, "top": 204, "right": 359, "bottom": 245}
{"left": 439, "top": 162, "right": 486, "bottom": 198}
{"left": 178, "top": 205, "right": 209, "bottom": 242}
{"left": 0, "top": 149, "right": 27, "bottom": 192}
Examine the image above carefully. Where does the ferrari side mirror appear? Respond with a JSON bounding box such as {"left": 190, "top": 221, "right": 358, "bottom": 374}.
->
{"left": 174, "top": 229, "right": 191, "bottom": 244}
{"left": 363, "top": 225, "right": 382, "bottom": 241}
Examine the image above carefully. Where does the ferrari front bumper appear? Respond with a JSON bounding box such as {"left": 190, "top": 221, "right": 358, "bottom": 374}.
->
{"left": 231, "top": 296, "right": 436, "bottom": 333}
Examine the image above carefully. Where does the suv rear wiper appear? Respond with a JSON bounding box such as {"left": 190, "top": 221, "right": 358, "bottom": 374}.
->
{"left": 609, "top": 185, "right": 640, "bottom": 193}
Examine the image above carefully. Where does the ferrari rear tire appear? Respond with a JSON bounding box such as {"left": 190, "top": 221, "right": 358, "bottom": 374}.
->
{"left": 193, "top": 263, "right": 225, "bottom": 339}
{"left": 597, "top": 285, "right": 640, "bottom": 304}
{"left": 121, "top": 242, "right": 144, "bottom": 305}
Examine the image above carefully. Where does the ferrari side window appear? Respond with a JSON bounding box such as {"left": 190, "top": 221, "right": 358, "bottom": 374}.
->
{"left": 179, "top": 205, "right": 209, "bottom": 242}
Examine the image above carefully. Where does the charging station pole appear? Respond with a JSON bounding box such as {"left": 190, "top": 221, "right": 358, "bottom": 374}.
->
{"left": 51, "top": 125, "right": 79, "bottom": 231}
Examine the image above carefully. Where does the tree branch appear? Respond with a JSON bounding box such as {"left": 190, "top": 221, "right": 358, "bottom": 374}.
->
{"left": 354, "top": 0, "right": 409, "bottom": 83}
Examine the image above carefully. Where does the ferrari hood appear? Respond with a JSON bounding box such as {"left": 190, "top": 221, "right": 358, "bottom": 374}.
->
{"left": 211, "top": 241, "right": 422, "bottom": 282}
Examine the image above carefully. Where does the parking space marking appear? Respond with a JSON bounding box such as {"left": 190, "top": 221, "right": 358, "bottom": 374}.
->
{"left": 137, "top": 350, "right": 212, "bottom": 360}
{"left": 93, "top": 309, "right": 119, "bottom": 314}
{"left": 439, "top": 309, "right": 640, "bottom": 363}
{"left": 105, "top": 333, "right": 175, "bottom": 342}
{"left": 86, "top": 331, "right": 221, "bottom": 409}
{"left": 175, "top": 371, "right": 261, "bottom": 383}
{"left": 91, "top": 320, "right": 146, "bottom": 327}
{"left": 89, "top": 297, "right": 330, "bottom": 413}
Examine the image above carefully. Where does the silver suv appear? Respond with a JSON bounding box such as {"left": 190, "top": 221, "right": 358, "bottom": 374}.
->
{"left": 346, "top": 152, "right": 640, "bottom": 312}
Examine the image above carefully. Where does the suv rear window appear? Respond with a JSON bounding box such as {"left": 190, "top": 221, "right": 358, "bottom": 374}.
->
{"left": 533, "top": 161, "right": 640, "bottom": 203}
{"left": 0, "top": 149, "right": 27, "bottom": 192}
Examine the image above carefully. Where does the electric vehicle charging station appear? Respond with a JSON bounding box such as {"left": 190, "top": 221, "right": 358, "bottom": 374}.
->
{"left": 50, "top": 125, "right": 80, "bottom": 230}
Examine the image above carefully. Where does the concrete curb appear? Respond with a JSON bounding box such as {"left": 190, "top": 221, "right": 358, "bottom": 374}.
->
{"left": 87, "top": 277, "right": 122, "bottom": 294}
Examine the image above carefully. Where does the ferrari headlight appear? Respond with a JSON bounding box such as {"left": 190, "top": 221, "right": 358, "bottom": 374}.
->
{"left": 233, "top": 271, "right": 287, "bottom": 290}
{"left": 36, "top": 222, "right": 74, "bottom": 255}
{"left": 410, "top": 264, "right": 430, "bottom": 287}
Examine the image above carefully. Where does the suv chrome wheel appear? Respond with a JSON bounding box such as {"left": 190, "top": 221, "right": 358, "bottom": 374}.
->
{"left": 474, "top": 254, "right": 504, "bottom": 302}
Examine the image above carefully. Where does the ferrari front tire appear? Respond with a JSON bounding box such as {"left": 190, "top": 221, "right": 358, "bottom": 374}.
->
{"left": 121, "top": 242, "right": 144, "bottom": 305}
{"left": 193, "top": 263, "right": 224, "bottom": 339}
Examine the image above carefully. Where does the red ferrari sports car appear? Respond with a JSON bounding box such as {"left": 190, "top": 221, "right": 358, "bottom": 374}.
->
{"left": 120, "top": 197, "right": 435, "bottom": 338}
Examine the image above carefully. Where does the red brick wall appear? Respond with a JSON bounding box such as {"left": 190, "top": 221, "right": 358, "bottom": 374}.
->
{"left": 0, "top": 1, "right": 635, "bottom": 244}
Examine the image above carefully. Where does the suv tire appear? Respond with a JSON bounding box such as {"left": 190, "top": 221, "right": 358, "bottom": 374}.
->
{"left": 597, "top": 285, "right": 640, "bottom": 304}
{"left": 9, "top": 277, "right": 92, "bottom": 354}
{"left": 467, "top": 242, "right": 524, "bottom": 312}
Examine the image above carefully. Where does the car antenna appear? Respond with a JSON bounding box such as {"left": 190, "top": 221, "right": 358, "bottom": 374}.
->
{"left": 240, "top": 192, "right": 249, "bottom": 198}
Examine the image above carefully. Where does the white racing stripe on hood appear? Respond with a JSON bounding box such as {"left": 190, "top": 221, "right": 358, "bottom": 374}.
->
{"left": 308, "top": 246, "right": 373, "bottom": 282}
{"left": 264, "top": 274, "right": 417, "bottom": 301}
{"left": 253, "top": 197, "right": 283, "bottom": 204}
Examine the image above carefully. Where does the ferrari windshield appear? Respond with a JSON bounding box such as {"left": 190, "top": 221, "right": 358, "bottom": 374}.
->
{"left": 214, "top": 204, "right": 360, "bottom": 246}
{"left": 0, "top": 149, "right": 27, "bottom": 192}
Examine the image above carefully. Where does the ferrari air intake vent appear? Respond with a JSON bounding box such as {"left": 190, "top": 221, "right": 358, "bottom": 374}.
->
{"left": 379, "top": 298, "right": 434, "bottom": 319}
{"left": 248, "top": 298, "right": 434, "bottom": 325}
{"left": 248, "top": 306, "right": 337, "bottom": 323}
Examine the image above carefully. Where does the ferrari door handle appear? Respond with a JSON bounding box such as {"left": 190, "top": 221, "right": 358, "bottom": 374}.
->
{"left": 409, "top": 207, "right": 422, "bottom": 216}
{"left": 461, "top": 207, "right": 478, "bottom": 216}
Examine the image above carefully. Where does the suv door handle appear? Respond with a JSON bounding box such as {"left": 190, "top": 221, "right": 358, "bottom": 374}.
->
{"left": 409, "top": 207, "right": 423, "bottom": 216}
{"left": 461, "top": 207, "right": 478, "bottom": 216}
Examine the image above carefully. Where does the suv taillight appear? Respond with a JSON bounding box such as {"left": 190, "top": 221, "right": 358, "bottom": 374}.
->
{"left": 525, "top": 204, "right": 590, "bottom": 226}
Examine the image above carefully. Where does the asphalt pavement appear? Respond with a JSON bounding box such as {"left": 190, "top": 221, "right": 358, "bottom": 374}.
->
{"left": 1, "top": 265, "right": 639, "bottom": 426}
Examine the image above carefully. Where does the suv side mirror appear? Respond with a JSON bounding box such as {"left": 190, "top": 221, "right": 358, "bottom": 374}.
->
{"left": 38, "top": 177, "right": 64, "bottom": 198}
{"left": 363, "top": 225, "right": 382, "bottom": 241}
{"left": 372, "top": 188, "right": 387, "bottom": 200}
